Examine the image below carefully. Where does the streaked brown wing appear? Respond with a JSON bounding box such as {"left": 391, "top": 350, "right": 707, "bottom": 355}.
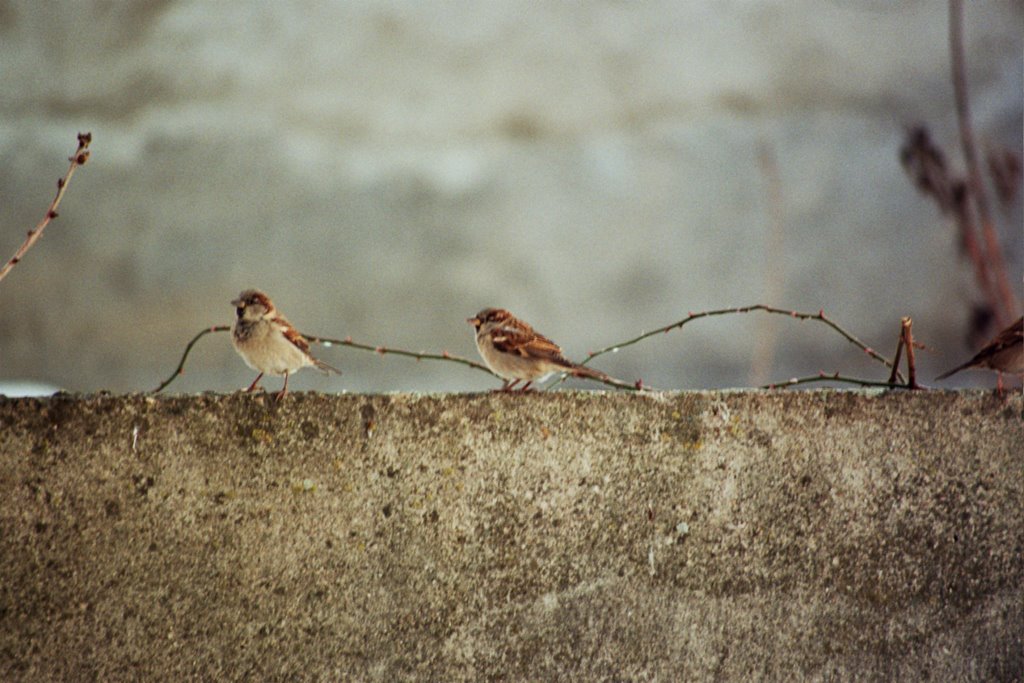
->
{"left": 989, "top": 317, "right": 1023, "bottom": 353}
{"left": 971, "top": 316, "right": 1023, "bottom": 364}
{"left": 276, "top": 316, "right": 311, "bottom": 355}
{"left": 491, "top": 327, "right": 570, "bottom": 365}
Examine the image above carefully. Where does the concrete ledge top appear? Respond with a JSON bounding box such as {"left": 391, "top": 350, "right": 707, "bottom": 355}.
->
{"left": 1, "top": 391, "right": 1021, "bottom": 680}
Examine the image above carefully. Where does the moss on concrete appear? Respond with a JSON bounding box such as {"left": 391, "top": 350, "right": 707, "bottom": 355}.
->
{"left": 0, "top": 391, "right": 1021, "bottom": 680}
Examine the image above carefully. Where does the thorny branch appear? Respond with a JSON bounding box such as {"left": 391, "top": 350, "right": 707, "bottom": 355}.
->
{"left": 153, "top": 326, "right": 496, "bottom": 394}
{"left": 155, "top": 306, "right": 914, "bottom": 394}
{"left": 579, "top": 305, "right": 905, "bottom": 383}
{"left": 761, "top": 372, "right": 911, "bottom": 390}
{"left": 308, "top": 335, "right": 643, "bottom": 391}
{"left": 152, "top": 326, "right": 231, "bottom": 393}
{"left": 154, "top": 324, "right": 645, "bottom": 394}
{"left": 0, "top": 133, "right": 92, "bottom": 285}
{"left": 305, "top": 334, "right": 493, "bottom": 377}
{"left": 887, "top": 317, "right": 924, "bottom": 389}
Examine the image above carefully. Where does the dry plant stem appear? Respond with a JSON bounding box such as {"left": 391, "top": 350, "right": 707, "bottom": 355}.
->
{"left": 888, "top": 329, "right": 905, "bottom": 385}
{"left": 901, "top": 318, "right": 921, "bottom": 390}
{"left": 887, "top": 317, "right": 922, "bottom": 389}
{"left": 308, "top": 334, "right": 643, "bottom": 392}
{"left": 306, "top": 335, "right": 493, "bottom": 376}
{"left": 152, "top": 326, "right": 498, "bottom": 394}
{"left": 762, "top": 373, "right": 911, "bottom": 390}
{"left": 152, "top": 325, "right": 231, "bottom": 392}
{"left": 540, "top": 371, "right": 649, "bottom": 392}
{"left": 582, "top": 305, "right": 905, "bottom": 383}
{"left": 949, "top": 0, "right": 1018, "bottom": 324}
{"left": 0, "top": 132, "right": 92, "bottom": 285}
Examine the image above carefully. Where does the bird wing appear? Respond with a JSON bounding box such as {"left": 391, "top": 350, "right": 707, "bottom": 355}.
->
{"left": 275, "top": 316, "right": 311, "bottom": 355}
{"left": 490, "top": 326, "right": 571, "bottom": 366}
{"left": 988, "top": 316, "right": 1024, "bottom": 353}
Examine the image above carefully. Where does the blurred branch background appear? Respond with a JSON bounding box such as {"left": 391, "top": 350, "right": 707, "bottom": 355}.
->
{"left": 0, "top": 2, "right": 1020, "bottom": 394}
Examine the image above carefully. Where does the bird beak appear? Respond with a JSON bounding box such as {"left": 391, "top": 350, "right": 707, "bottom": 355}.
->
{"left": 467, "top": 317, "right": 479, "bottom": 327}
{"left": 231, "top": 298, "right": 242, "bottom": 307}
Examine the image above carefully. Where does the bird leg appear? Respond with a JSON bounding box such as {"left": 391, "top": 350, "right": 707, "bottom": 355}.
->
{"left": 246, "top": 373, "right": 264, "bottom": 392}
{"left": 498, "top": 379, "right": 521, "bottom": 392}
{"left": 275, "top": 373, "right": 290, "bottom": 401}
{"left": 519, "top": 381, "right": 534, "bottom": 392}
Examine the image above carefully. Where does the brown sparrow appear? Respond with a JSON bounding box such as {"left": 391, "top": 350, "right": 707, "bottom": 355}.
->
{"left": 936, "top": 316, "right": 1023, "bottom": 394}
{"left": 231, "top": 289, "right": 339, "bottom": 399}
{"left": 467, "top": 307, "right": 611, "bottom": 391}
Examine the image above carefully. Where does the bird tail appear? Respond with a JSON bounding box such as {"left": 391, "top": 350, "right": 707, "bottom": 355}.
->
{"left": 935, "top": 362, "right": 969, "bottom": 381}
{"left": 569, "top": 363, "right": 611, "bottom": 381}
{"left": 314, "top": 358, "right": 342, "bottom": 375}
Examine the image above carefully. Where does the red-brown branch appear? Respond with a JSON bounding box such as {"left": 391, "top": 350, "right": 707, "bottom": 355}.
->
{"left": 0, "top": 133, "right": 92, "bottom": 285}
{"left": 949, "top": 0, "right": 1018, "bottom": 323}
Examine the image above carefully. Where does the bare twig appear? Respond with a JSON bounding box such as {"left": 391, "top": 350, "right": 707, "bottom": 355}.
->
{"left": 540, "top": 370, "right": 651, "bottom": 392}
{"left": 309, "top": 334, "right": 644, "bottom": 391}
{"left": 887, "top": 317, "right": 923, "bottom": 389}
{"left": 157, "top": 307, "right": 913, "bottom": 394}
{"left": 152, "top": 326, "right": 498, "bottom": 394}
{"left": 580, "top": 305, "right": 904, "bottom": 383}
{"left": 762, "top": 372, "right": 913, "bottom": 390}
{"left": 152, "top": 326, "right": 231, "bottom": 392}
{"left": 888, "top": 326, "right": 906, "bottom": 385}
{"left": 902, "top": 318, "right": 921, "bottom": 390}
{"left": 949, "top": 0, "right": 1018, "bottom": 323}
{"left": 305, "top": 334, "right": 493, "bottom": 376}
{"left": 0, "top": 132, "right": 92, "bottom": 285}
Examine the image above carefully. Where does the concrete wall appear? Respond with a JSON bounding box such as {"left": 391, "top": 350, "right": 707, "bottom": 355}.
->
{"left": 1, "top": 391, "right": 1021, "bottom": 681}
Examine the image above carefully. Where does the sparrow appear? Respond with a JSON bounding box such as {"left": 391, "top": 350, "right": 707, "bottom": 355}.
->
{"left": 935, "top": 316, "right": 1023, "bottom": 394}
{"left": 231, "top": 289, "right": 339, "bottom": 399}
{"left": 467, "top": 307, "right": 611, "bottom": 391}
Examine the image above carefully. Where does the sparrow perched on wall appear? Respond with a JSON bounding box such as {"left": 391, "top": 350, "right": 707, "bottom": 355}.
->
{"left": 935, "top": 316, "right": 1023, "bottom": 394}
{"left": 231, "top": 289, "right": 339, "bottom": 399}
{"left": 467, "top": 307, "right": 612, "bottom": 391}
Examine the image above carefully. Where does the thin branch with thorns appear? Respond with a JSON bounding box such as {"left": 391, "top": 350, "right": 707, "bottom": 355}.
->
{"left": 0, "top": 132, "right": 92, "bottom": 285}
{"left": 762, "top": 372, "right": 911, "bottom": 390}
{"left": 153, "top": 326, "right": 496, "bottom": 394}
{"left": 887, "top": 317, "right": 925, "bottom": 389}
{"left": 579, "top": 305, "right": 904, "bottom": 382}
{"left": 155, "top": 325, "right": 650, "bottom": 394}
{"left": 155, "top": 306, "right": 913, "bottom": 394}
{"left": 900, "top": 126, "right": 1001, "bottom": 321}
{"left": 307, "top": 332, "right": 644, "bottom": 391}
{"left": 152, "top": 325, "right": 231, "bottom": 393}
{"left": 306, "top": 334, "right": 493, "bottom": 377}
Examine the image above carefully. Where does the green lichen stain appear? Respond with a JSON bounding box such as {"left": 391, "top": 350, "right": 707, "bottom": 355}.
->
{"left": 668, "top": 410, "right": 703, "bottom": 449}
{"left": 251, "top": 427, "right": 274, "bottom": 443}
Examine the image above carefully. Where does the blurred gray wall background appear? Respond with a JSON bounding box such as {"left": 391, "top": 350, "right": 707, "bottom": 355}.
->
{"left": 0, "top": 1, "right": 1021, "bottom": 394}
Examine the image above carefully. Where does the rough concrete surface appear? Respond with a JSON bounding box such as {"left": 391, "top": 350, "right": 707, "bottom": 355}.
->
{"left": 0, "top": 390, "right": 1021, "bottom": 681}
